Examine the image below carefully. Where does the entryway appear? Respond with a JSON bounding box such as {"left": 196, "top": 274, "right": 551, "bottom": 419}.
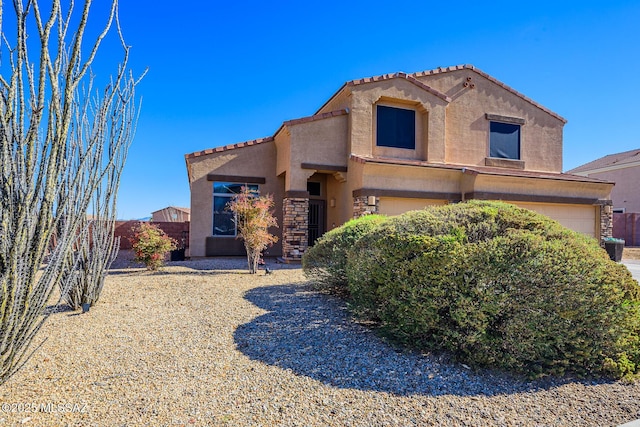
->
{"left": 308, "top": 199, "right": 326, "bottom": 246}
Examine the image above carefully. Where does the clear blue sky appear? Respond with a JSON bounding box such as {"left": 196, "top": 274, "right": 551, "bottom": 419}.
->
{"left": 91, "top": 0, "right": 640, "bottom": 219}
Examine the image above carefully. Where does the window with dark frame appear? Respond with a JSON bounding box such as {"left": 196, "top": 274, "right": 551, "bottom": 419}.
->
{"left": 307, "top": 181, "right": 321, "bottom": 197}
{"left": 212, "top": 182, "right": 259, "bottom": 236}
{"left": 376, "top": 105, "right": 416, "bottom": 150}
{"left": 489, "top": 121, "right": 520, "bottom": 160}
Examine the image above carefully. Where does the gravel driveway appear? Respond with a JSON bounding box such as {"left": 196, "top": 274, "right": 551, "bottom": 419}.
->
{"left": 0, "top": 257, "right": 638, "bottom": 426}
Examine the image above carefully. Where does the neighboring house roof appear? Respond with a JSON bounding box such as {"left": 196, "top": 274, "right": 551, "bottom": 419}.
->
{"left": 567, "top": 148, "right": 640, "bottom": 175}
{"left": 350, "top": 154, "right": 613, "bottom": 185}
{"left": 151, "top": 206, "right": 191, "bottom": 215}
{"left": 185, "top": 64, "right": 567, "bottom": 164}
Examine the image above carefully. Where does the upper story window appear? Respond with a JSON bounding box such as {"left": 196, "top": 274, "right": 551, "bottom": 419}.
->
{"left": 376, "top": 105, "right": 415, "bottom": 150}
{"left": 489, "top": 121, "right": 521, "bottom": 160}
{"left": 212, "top": 182, "right": 259, "bottom": 236}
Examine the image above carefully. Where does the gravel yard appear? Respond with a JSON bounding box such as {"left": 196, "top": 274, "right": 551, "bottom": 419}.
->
{"left": 1, "top": 256, "right": 639, "bottom": 426}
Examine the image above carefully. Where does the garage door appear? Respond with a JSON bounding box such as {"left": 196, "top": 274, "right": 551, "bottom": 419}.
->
{"left": 378, "top": 197, "right": 447, "bottom": 217}
{"left": 513, "top": 202, "right": 597, "bottom": 238}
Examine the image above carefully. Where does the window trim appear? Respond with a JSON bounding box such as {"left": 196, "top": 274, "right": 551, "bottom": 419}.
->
{"left": 485, "top": 113, "right": 525, "bottom": 125}
{"left": 212, "top": 182, "right": 259, "bottom": 237}
{"left": 488, "top": 120, "right": 522, "bottom": 161}
{"left": 375, "top": 104, "right": 417, "bottom": 150}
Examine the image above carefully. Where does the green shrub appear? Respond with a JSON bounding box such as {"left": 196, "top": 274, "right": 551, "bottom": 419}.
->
{"left": 302, "top": 214, "right": 387, "bottom": 295}
{"left": 131, "top": 223, "right": 176, "bottom": 270}
{"left": 346, "top": 201, "right": 640, "bottom": 379}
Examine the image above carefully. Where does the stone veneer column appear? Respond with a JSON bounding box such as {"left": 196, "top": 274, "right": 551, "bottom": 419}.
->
{"left": 353, "top": 196, "right": 380, "bottom": 218}
{"left": 599, "top": 200, "right": 613, "bottom": 245}
{"left": 282, "top": 197, "right": 309, "bottom": 261}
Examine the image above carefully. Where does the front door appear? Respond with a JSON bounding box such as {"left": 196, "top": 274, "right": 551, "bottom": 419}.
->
{"left": 308, "top": 199, "right": 326, "bottom": 247}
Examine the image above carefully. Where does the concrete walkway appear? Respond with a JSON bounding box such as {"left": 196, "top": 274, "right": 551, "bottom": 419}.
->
{"left": 622, "top": 260, "right": 640, "bottom": 282}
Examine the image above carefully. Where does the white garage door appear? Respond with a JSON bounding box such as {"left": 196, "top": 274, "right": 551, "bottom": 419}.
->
{"left": 378, "top": 197, "right": 447, "bottom": 217}
{"left": 513, "top": 202, "right": 597, "bottom": 238}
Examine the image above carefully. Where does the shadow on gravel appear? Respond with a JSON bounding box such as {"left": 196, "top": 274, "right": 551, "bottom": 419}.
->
{"left": 234, "top": 283, "right": 612, "bottom": 397}
{"left": 43, "top": 303, "right": 75, "bottom": 315}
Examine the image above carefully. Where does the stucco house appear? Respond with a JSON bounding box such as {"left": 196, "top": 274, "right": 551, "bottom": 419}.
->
{"left": 185, "top": 64, "right": 614, "bottom": 261}
{"left": 568, "top": 149, "right": 640, "bottom": 213}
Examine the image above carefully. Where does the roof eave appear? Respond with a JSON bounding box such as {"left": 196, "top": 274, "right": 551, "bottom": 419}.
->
{"left": 350, "top": 154, "right": 614, "bottom": 185}
{"left": 313, "top": 82, "right": 349, "bottom": 116}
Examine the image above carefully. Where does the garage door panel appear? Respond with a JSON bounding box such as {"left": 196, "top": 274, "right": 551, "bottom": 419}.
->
{"left": 514, "top": 202, "right": 596, "bottom": 238}
{"left": 377, "top": 199, "right": 597, "bottom": 239}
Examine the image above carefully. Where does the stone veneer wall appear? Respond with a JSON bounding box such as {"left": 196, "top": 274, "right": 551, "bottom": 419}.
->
{"left": 599, "top": 200, "right": 613, "bottom": 245}
{"left": 353, "top": 196, "right": 380, "bottom": 218}
{"left": 282, "top": 198, "right": 309, "bottom": 261}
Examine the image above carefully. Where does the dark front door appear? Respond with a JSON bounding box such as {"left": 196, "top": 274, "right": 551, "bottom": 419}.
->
{"left": 308, "top": 199, "right": 326, "bottom": 247}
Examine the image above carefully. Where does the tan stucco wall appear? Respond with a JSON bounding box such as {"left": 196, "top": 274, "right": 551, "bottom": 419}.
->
{"left": 360, "top": 162, "right": 462, "bottom": 195}
{"left": 274, "top": 129, "right": 291, "bottom": 178}
{"left": 415, "top": 69, "right": 564, "bottom": 173}
{"left": 285, "top": 114, "right": 349, "bottom": 192}
{"left": 318, "top": 88, "right": 351, "bottom": 115}
{"left": 325, "top": 173, "right": 352, "bottom": 232}
{"left": 469, "top": 174, "right": 612, "bottom": 200}
{"left": 583, "top": 165, "right": 640, "bottom": 212}
{"left": 187, "top": 141, "right": 283, "bottom": 257}
{"left": 348, "top": 80, "right": 449, "bottom": 162}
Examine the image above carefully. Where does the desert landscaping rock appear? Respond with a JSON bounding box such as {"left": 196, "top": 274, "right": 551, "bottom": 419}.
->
{"left": 1, "top": 257, "right": 639, "bottom": 426}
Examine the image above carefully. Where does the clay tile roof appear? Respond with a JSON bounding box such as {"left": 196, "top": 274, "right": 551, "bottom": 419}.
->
{"left": 411, "top": 64, "right": 473, "bottom": 77}
{"left": 317, "top": 65, "right": 565, "bottom": 122}
{"left": 283, "top": 109, "right": 348, "bottom": 126}
{"left": 346, "top": 72, "right": 451, "bottom": 103}
{"left": 461, "top": 165, "right": 611, "bottom": 184}
{"left": 349, "top": 154, "right": 612, "bottom": 184}
{"left": 567, "top": 148, "right": 640, "bottom": 174}
{"left": 184, "top": 136, "right": 274, "bottom": 160}
{"left": 412, "top": 64, "right": 567, "bottom": 123}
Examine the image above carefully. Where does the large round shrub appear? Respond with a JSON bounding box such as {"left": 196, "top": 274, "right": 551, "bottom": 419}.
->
{"left": 302, "top": 214, "right": 387, "bottom": 294}
{"left": 346, "top": 201, "right": 640, "bottom": 379}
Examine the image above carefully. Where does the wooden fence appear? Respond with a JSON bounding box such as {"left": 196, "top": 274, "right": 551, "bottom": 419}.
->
{"left": 613, "top": 213, "right": 640, "bottom": 247}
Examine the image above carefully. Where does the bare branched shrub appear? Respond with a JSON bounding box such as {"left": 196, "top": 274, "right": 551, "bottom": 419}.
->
{"left": 0, "top": 0, "right": 142, "bottom": 384}
{"left": 227, "top": 187, "right": 278, "bottom": 274}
